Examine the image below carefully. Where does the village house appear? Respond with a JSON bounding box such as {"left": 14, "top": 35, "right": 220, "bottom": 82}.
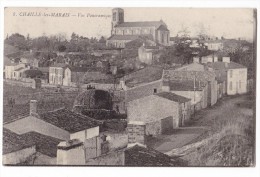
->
{"left": 56, "top": 120, "right": 186, "bottom": 166}
{"left": 107, "top": 8, "right": 170, "bottom": 48}
{"left": 20, "top": 52, "right": 39, "bottom": 68}
{"left": 63, "top": 66, "right": 118, "bottom": 89}
{"left": 120, "top": 66, "right": 164, "bottom": 103}
{"left": 207, "top": 57, "right": 247, "bottom": 95}
{"left": 127, "top": 92, "right": 191, "bottom": 136}
{"left": 162, "top": 80, "right": 208, "bottom": 111}
{"left": 3, "top": 128, "right": 61, "bottom": 165}
{"left": 163, "top": 69, "right": 218, "bottom": 107}
{"left": 4, "top": 100, "right": 102, "bottom": 141}
{"left": 4, "top": 63, "right": 29, "bottom": 80}
{"left": 138, "top": 44, "right": 162, "bottom": 65}
{"left": 49, "top": 63, "right": 67, "bottom": 85}
{"left": 205, "top": 41, "right": 224, "bottom": 51}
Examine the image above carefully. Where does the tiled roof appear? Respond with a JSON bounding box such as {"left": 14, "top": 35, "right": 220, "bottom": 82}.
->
{"left": 20, "top": 131, "right": 62, "bottom": 157}
{"left": 3, "top": 129, "right": 61, "bottom": 157}
{"left": 39, "top": 108, "right": 101, "bottom": 133}
{"left": 3, "top": 128, "right": 34, "bottom": 155}
{"left": 124, "top": 144, "right": 187, "bottom": 166}
{"left": 164, "top": 80, "right": 205, "bottom": 91}
{"left": 115, "top": 21, "right": 165, "bottom": 28}
{"left": 14, "top": 67, "right": 25, "bottom": 72}
{"left": 107, "top": 35, "right": 141, "bottom": 41}
{"left": 156, "top": 92, "right": 191, "bottom": 103}
{"left": 123, "top": 66, "right": 163, "bottom": 88}
{"left": 163, "top": 70, "right": 216, "bottom": 82}
{"left": 207, "top": 61, "right": 246, "bottom": 70}
{"left": 157, "top": 25, "right": 169, "bottom": 31}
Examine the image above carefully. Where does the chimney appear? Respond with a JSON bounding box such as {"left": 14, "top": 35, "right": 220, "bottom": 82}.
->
{"left": 223, "top": 57, "right": 230, "bottom": 63}
{"left": 127, "top": 121, "right": 146, "bottom": 147}
{"left": 162, "top": 81, "right": 170, "bottom": 92}
{"left": 213, "top": 56, "right": 218, "bottom": 62}
{"left": 30, "top": 100, "right": 37, "bottom": 115}
{"left": 57, "top": 139, "right": 85, "bottom": 165}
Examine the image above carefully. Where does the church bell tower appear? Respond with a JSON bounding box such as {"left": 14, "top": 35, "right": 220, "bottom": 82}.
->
{"left": 111, "top": 8, "right": 124, "bottom": 35}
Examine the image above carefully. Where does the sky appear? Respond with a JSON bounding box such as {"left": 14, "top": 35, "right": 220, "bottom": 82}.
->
{"left": 4, "top": 7, "right": 254, "bottom": 40}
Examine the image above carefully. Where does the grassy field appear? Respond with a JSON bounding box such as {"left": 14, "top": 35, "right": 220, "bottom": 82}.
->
{"left": 180, "top": 94, "right": 255, "bottom": 166}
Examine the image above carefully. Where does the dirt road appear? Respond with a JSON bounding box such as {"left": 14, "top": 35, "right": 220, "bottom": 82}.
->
{"left": 147, "top": 94, "right": 253, "bottom": 153}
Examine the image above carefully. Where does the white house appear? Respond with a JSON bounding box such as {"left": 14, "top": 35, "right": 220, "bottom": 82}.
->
{"left": 49, "top": 63, "right": 67, "bottom": 85}
{"left": 4, "top": 100, "right": 101, "bottom": 141}
{"left": 207, "top": 57, "right": 247, "bottom": 95}
{"left": 4, "top": 63, "right": 28, "bottom": 80}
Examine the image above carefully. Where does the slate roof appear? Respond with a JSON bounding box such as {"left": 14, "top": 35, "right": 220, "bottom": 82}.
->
{"left": 39, "top": 108, "right": 101, "bottom": 133}
{"left": 157, "top": 25, "right": 169, "bottom": 31}
{"left": 3, "top": 128, "right": 61, "bottom": 157}
{"left": 124, "top": 144, "right": 187, "bottom": 166}
{"left": 115, "top": 21, "right": 165, "bottom": 28}
{"left": 156, "top": 92, "right": 191, "bottom": 103}
{"left": 207, "top": 61, "right": 246, "bottom": 70}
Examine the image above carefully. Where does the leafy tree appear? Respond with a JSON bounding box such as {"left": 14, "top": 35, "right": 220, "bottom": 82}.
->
{"left": 5, "top": 33, "right": 29, "bottom": 50}
{"left": 58, "top": 45, "right": 67, "bottom": 52}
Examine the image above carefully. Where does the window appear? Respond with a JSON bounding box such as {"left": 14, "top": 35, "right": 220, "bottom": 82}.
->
{"left": 239, "top": 80, "right": 241, "bottom": 89}
{"left": 113, "top": 12, "right": 116, "bottom": 21}
{"left": 230, "top": 70, "right": 233, "bottom": 78}
{"left": 119, "top": 12, "right": 123, "bottom": 22}
{"left": 229, "top": 81, "right": 232, "bottom": 91}
{"left": 161, "top": 34, "right": 164, "bottom": 43}
{"left": 166, "top": 34, "right": 169, "bottom": 43}
{"left": 154, "top": 89, "right": 157, "bottom": 93}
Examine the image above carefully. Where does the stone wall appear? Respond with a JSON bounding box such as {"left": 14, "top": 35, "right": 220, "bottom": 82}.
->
{"left": 125, "top": 80, "right": 162, "bottom": 102}
{"left": 102, "top": 131, "right": 128, "bottom": 151}
{"left": 146, "top": 120, "right": 161, "bottom": 135}
{"left": 127, "top": 123, "right": 146, "bottom": 144}
{"left": 85, "top": 150, "right": 125, "bottom": 166}
{"left": 3, "top": 146, "right": 36, "bottom": 165}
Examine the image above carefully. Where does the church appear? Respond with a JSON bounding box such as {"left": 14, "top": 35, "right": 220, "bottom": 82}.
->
{"left": 106, "top": 8, "right": 170, "bottom": 48}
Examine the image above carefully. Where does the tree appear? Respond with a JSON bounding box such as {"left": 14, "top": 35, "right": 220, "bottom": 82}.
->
{"left": 58, "top": 45, "right": 67, "bottom": 52}
{"left": 5, "top": 33, "right": 29, "bottom": 50}
{"left": 177, "top": 24, "right": 191, "bottom": 38}
{"left": 99, "top": 36, "right": 106, "bottom": 43}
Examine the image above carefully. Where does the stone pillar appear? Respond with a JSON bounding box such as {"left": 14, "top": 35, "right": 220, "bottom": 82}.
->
{"left": 30, "top": 100, "right": 37, "bottom": 116}
{"left": 57, "top": 139, "right": 85, "bottom": 165}
{"left": 127, "top": 121, "right": 146, "bottom": 145}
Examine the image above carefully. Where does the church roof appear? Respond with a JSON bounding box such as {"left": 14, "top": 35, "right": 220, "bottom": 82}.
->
{"left": 115, "top": 21, "right": 166, "bottom": 28}
{"left": 107, "top": 35, "right": 140, "bottom": 41}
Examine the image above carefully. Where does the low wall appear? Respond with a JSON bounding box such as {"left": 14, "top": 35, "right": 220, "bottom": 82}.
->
{"left": 3, "top": 146, "right": 36, "bottom": 165}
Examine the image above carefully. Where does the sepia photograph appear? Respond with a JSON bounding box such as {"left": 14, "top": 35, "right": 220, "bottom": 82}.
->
{"left": 1, "top": 6, "right": 257, "bottom": 167}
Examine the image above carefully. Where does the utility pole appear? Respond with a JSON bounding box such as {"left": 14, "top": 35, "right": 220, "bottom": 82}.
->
{"left": 193, "top": 76, "right": 196, "bottom": 119}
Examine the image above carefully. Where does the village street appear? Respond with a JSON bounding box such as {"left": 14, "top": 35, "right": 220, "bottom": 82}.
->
{"left": 147, "top": 94, "right": 253, "bottom": 153}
